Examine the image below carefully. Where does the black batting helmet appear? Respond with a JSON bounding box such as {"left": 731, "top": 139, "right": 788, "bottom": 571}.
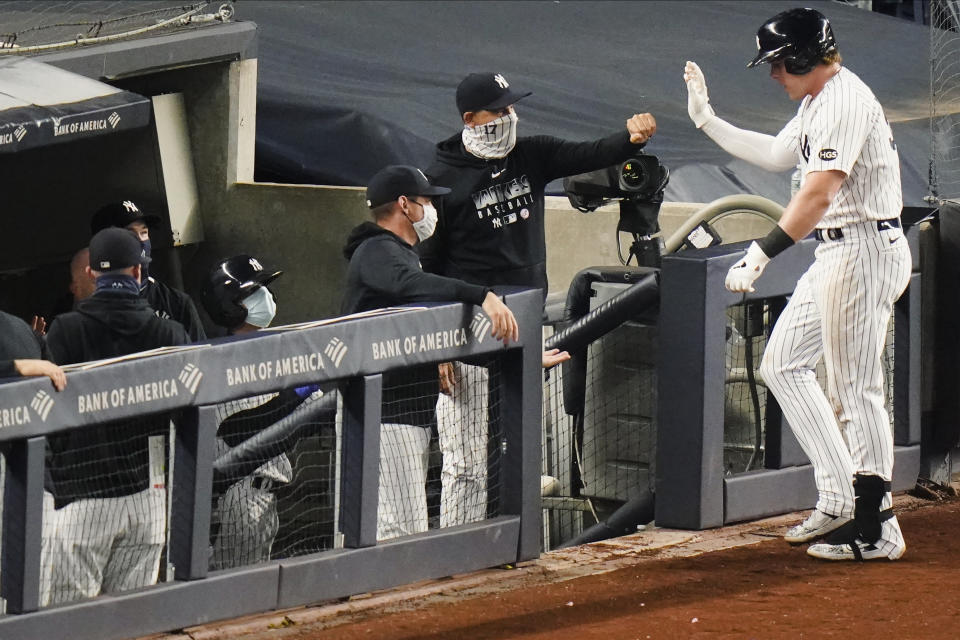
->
{"left": 747, "top": 8, "right": 837, "bottom": 75}
{"left": 202, "top": 255, "right": 282, "bottom": 329}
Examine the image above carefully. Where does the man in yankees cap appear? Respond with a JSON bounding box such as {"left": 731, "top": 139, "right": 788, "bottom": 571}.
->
{"left": 91, "top": 199, "right": 206, "bottom": 341}
{"left": 342, "top": 164, "right": 518, "bottom": 540}
{"left": 42, "top": 227, "right": 190, "bottom": 604}
{"left": 421, "top": 72, "right": 654, "bottom": 527}
{"left": 684, "top": 8, "right": 910, "bottom": 561}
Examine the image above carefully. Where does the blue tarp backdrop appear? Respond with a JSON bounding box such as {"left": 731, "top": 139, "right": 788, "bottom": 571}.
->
{"left": 238, "top": 0, "right": 942, "bottom": 206}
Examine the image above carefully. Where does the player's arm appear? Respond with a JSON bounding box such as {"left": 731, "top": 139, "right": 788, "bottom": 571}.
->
{"left": 778, "top": 170, "right": 845, "bottom": 240}
{"left": 725, "top": 169, "right": 845, "bottom": 293}
{"left": 535, "top": 119, "right": 653, "bottom": 183}
{"left": 684, "top": 61, "right": 796, "bottom": 172}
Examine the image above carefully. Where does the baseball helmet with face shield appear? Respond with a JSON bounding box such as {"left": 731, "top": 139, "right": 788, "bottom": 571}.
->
{"left": 202, "top": 255, "right": 282, "bottom": 330}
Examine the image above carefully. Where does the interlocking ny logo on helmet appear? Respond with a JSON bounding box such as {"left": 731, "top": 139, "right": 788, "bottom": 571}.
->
{"left": 747, "top": 8, "right": 837, "bottom": 75}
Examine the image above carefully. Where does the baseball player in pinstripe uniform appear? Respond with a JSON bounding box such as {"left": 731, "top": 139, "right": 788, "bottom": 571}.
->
{"left": 684, "top": 8, "right": 911, "bottom": 561}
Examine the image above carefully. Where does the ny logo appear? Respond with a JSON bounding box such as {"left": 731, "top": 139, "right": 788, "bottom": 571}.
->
{"left": 494, "top": 74, "right": 509, "bottom": 89}
{"left": 800, "top": 135, "right": 811, "bottom": 163}
{"left": 122, "top": 200, "right": 140, "bottom": 213}
{"left": 249, "top": 257, "right": 264, "bottom": 271}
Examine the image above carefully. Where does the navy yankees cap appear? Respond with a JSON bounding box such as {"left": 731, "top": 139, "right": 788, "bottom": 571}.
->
{"left": 366, "top": 165, "right": 451, "bottom": 209}
{"left": 456, "top": 72, "right": 532, "bottom": 115}
{"left": 90, "top": 199, "right": 161, "bottom": 234}
{"left": 89, "top": 227, "right": 151, "bottom": 272}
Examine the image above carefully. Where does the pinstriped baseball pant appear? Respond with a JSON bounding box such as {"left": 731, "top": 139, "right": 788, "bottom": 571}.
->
{"left": 760, "top": 221, "right": 911, "bottom": 527}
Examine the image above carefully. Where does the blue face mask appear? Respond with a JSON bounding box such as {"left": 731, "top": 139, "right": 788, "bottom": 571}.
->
{"left": 241, "top": 286, "right": 277, "bottom": 328}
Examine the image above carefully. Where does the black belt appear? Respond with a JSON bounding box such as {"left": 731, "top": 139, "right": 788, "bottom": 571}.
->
{"left": 814, "top": 218, "right": 900, "bottom": 242}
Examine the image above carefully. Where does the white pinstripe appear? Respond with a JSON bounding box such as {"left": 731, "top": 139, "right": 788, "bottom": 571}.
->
{"left": 761, "top": 68, "right": 911, "bottom": 553}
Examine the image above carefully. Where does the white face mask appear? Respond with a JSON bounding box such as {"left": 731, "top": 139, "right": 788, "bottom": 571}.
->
{"left": 408, "top": 201, "right": 438, "bottom": 241}
{"left": 462, "top": 110, "right": 518, "bottom": 159}
{"left": 241, "top": 286, "right": 277, "bottom": 328}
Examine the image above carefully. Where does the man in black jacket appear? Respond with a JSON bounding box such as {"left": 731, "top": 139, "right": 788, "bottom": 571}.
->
{"left": 42, "top": 227, "right": 189, "bottom": 605}
{"left": 422, "top": 72, "right": 651, "bottom": 526}
{"left": 343, "top": 165, "right": 517, "bottom": 540}
{"left": 91, "top": 199, "right": 206, "bottom": 341}
{"left": 420, "top": 71, "right": 657, "bottom": 296}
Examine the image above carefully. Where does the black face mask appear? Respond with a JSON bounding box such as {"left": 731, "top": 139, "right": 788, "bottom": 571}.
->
{"left": 139, "top": 238, "right": 152, "bottom": 287}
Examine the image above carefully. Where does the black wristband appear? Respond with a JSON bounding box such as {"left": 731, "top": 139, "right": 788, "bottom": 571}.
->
{"left": 757, "top": 226, "right": 795, "bottom": 259}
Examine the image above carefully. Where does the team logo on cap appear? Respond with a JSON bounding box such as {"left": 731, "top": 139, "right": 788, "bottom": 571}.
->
{"left": 122, "top": 200, "right": 140, "bottom": 213}
{"left": 494, "top": 74, "right": 509, "bottom": 89}
{"left": 249, "top": 257, "right": 264, "bottom": 272}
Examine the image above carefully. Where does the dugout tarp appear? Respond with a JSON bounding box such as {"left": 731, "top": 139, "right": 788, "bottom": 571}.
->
{"left": 238, "top": 0, "right": 954, "bottom": 206}
{"left": 0, "top": 57, "right": 151, "bottom": 153}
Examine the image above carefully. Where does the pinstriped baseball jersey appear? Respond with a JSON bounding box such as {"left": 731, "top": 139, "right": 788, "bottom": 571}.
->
{"left": 776, "top": 67, "right": 902, "bottom": 227}
{"left": 760, "top": 65, "right": 911, "bottom": 557}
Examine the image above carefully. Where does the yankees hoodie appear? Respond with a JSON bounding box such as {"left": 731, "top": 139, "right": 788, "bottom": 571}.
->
{"left": 421, "top": 130, "right": 639, "bottom": 296}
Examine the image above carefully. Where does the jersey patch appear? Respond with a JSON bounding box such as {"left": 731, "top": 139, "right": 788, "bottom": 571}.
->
{"left": 818, "top": 148, "right": 838, "bottom": 161}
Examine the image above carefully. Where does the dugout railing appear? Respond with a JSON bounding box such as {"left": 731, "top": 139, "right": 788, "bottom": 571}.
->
{"left": 655, "top": 232, "right": 923, "bottom": 529}
{"left": 0, "top": 289, "right": 542, "bottom": 640}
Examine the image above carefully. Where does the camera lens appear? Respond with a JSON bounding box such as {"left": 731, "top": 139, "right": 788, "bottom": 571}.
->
{"left": 620, "top": 160, "right": 647, "bottom": 191}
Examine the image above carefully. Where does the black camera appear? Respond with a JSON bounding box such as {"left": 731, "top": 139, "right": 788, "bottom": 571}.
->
{"left": 563, "top": 154, "right": 669, "bottom": 267}
{"left": 563, "top": 155, "right": 666, "bottom": 208}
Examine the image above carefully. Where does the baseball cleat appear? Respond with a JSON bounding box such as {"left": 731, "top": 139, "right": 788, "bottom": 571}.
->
{"left": 784, "top": 510, "right": 851, "bottom": 544}
{"left": 806, "top": 539, "right": 905, "bottom": 562}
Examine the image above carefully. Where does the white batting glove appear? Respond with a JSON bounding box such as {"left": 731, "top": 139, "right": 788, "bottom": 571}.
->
{"left": 683, "top": 61, "right": 715, "bottom": 128}
{"left": 725, "top": 242, "right": 770, "bottom": 293}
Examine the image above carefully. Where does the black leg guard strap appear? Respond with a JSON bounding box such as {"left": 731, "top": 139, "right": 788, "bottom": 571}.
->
{"left": 853, "top": 474, "right": 891, "bottom": 544}
{"left": 849, "top": 541, "right": 864, "bottom": 561}
{"left": 825, "top": 520, "right": 858, "bottom": 544}
{"left": 825, "top": 509, "right": 894, "bottom": 545}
